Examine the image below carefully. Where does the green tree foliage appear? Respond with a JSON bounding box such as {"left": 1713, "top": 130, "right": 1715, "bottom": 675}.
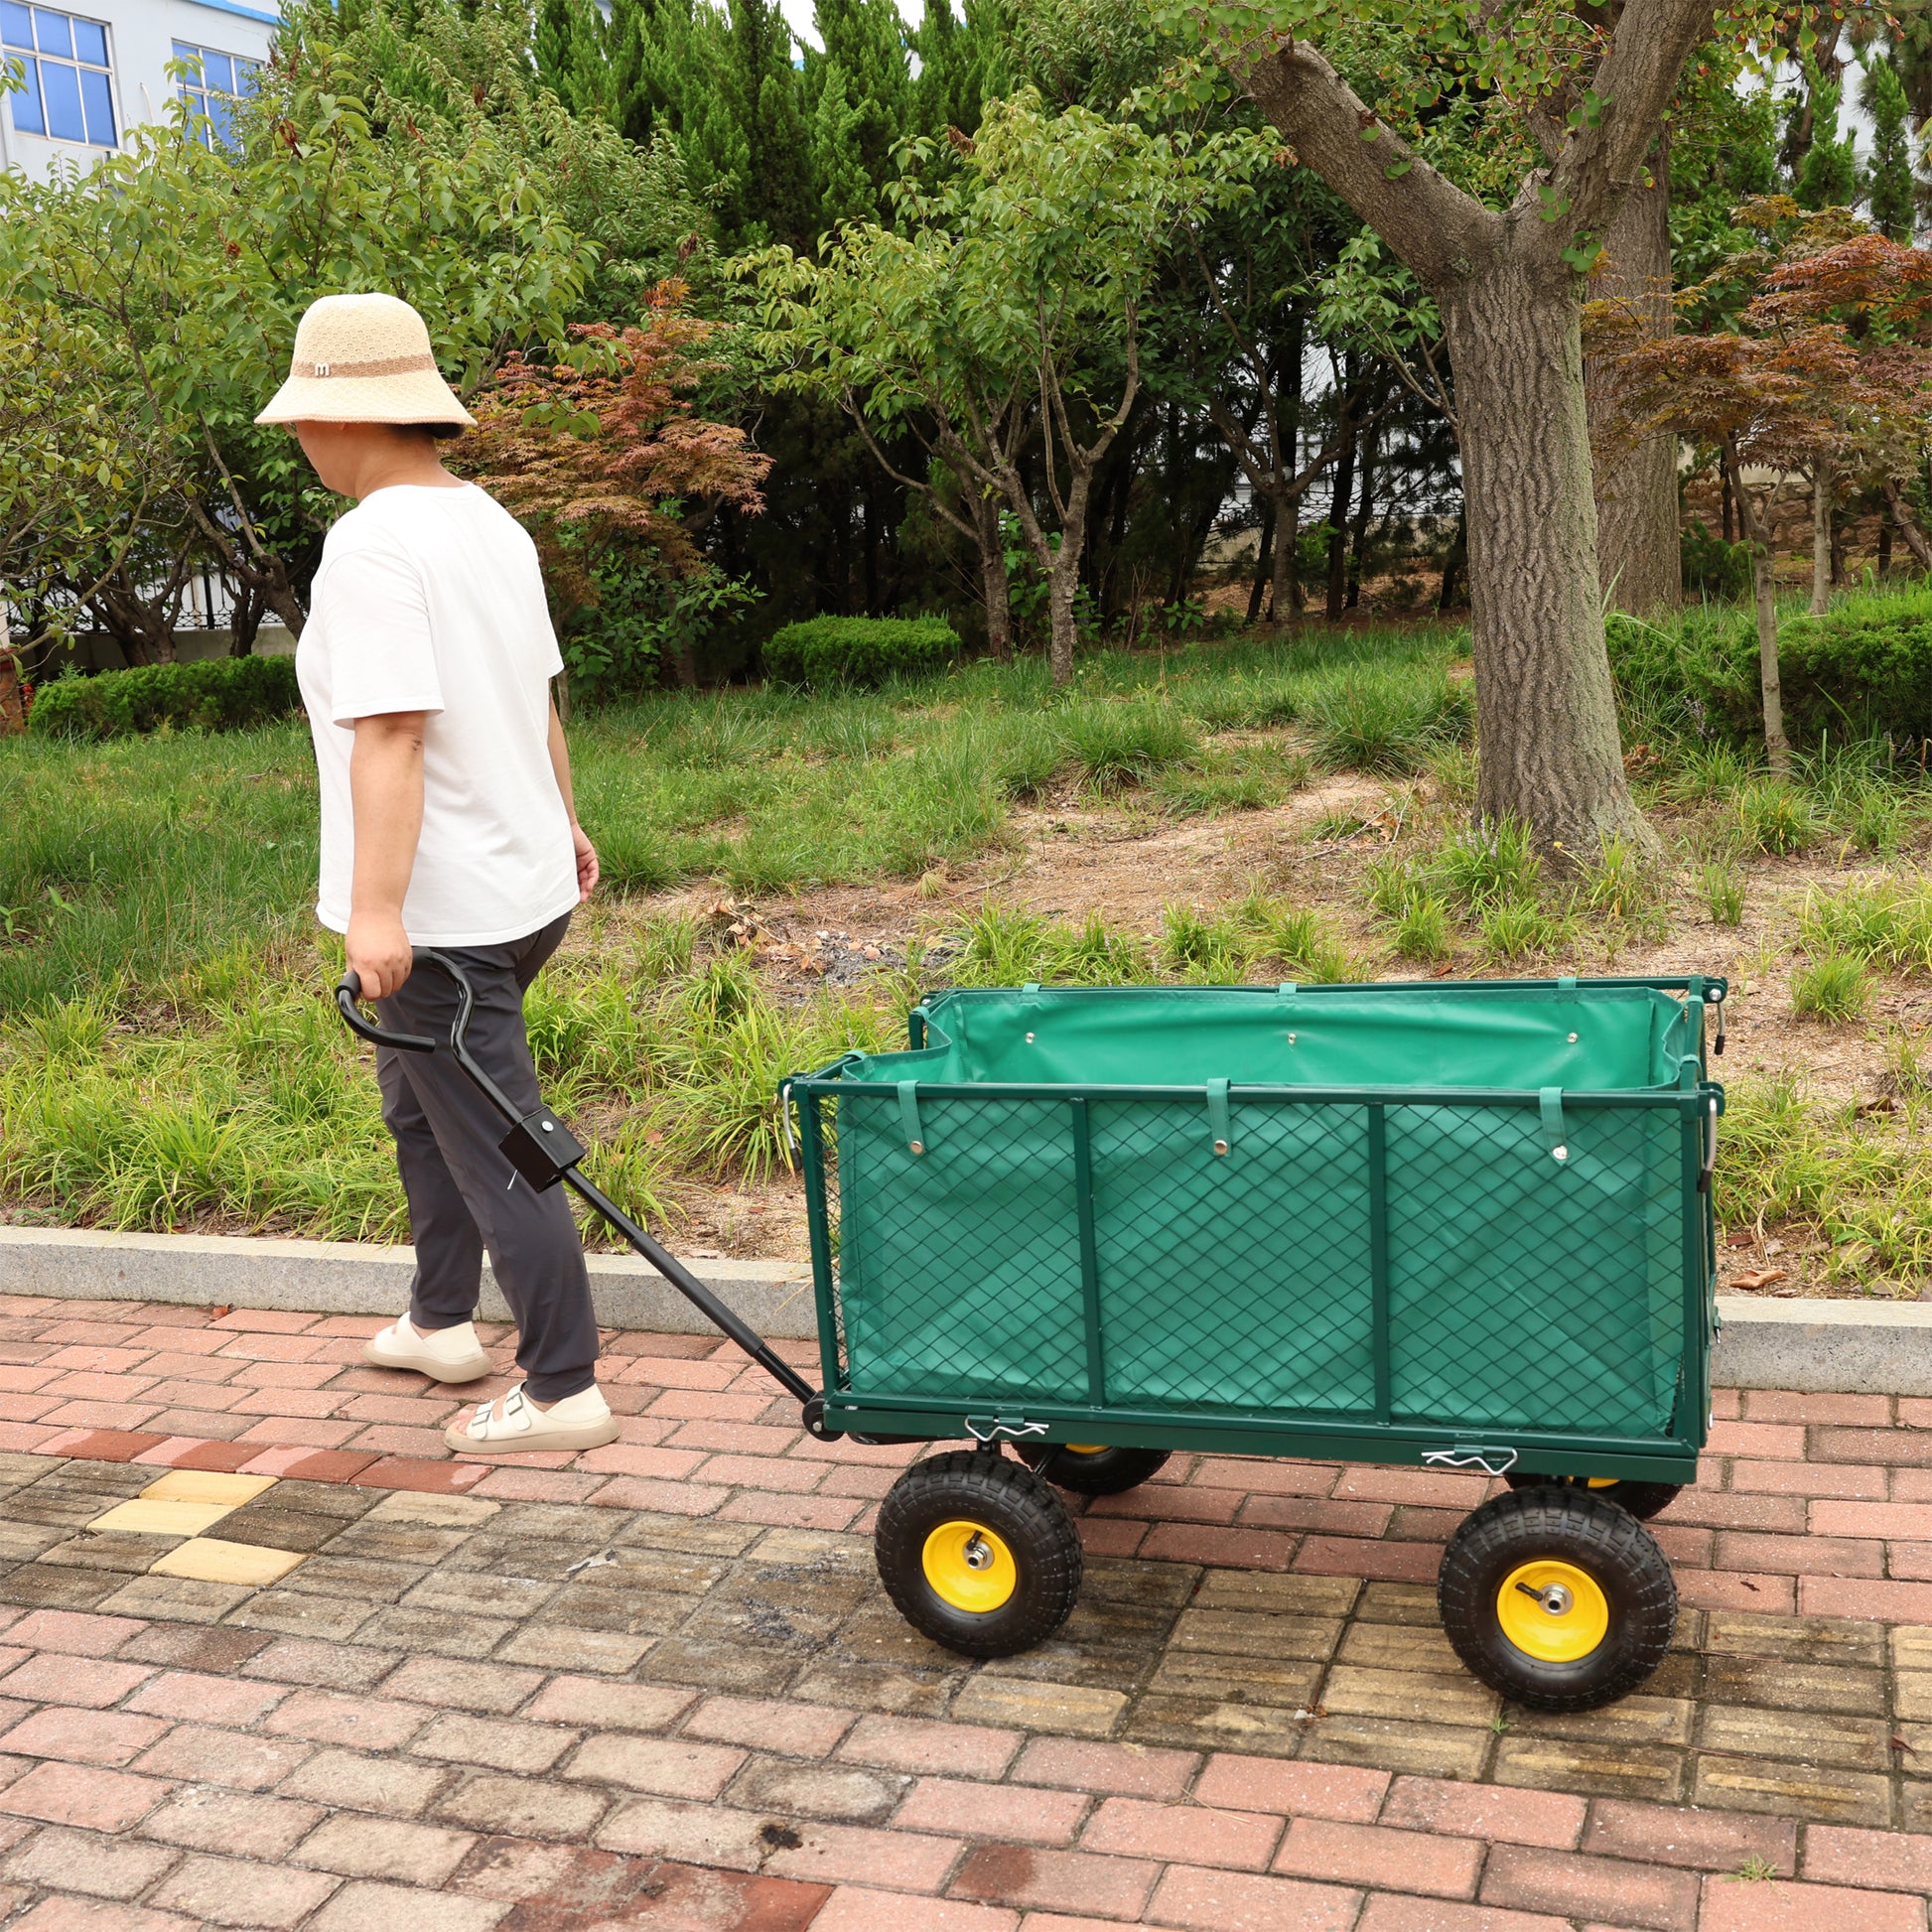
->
{"left": 1863, "top": 55, "right": 1918, "bottom": 242}
{"left": 0, "top": 30, "right": 593, "bottom": 645}
{"left": 1794, "top": 61, "right": 1861, "bottom": 212}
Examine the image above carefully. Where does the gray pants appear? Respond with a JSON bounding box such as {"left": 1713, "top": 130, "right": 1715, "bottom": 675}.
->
{"left": 373, "top": 912, "right": 599, "bottom": 1402}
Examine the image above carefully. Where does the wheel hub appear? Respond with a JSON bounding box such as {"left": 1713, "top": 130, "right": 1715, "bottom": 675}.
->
{"left": 1495, "top": 1559, "right": 1609, "bottom": 1663}
{"left": 922, "top": 1519, "right": 1018, "bottom": 1613}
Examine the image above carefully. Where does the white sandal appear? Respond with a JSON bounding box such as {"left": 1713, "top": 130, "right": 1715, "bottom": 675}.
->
{"left": 363, "top": 1314, "right": 493, "bottom": 1384}
{"left": 444, "top": 1383, "right": 620, "bottom": 1453}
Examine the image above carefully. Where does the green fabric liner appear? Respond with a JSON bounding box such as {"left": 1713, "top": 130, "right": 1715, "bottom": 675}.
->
{"left": 832, "top": 985, "right": 1703, "bottom": 1440}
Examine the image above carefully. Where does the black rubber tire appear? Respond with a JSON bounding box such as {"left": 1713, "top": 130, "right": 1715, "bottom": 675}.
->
{"left": 875, "top": 1450, "right": 1083, "bottom": 1659}
{"left": 1018, "top": 1444, "right": 1174, "bottom": 1496}
{"left": 1439, "top": 1485, "right": 1676, "bottom": 1713}
{"left": 1503, "top": 1471, "right": 1683, "bottom": 1522}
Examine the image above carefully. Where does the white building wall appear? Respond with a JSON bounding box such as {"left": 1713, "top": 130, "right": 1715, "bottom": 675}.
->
{"left": 2, "top": 0, "right": 277, "bottom": 184}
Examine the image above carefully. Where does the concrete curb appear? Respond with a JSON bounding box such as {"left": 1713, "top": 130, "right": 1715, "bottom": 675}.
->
{"left": 1711, "top": 1293, "right": 1932, "bottom": 1398}
{"left": 1, "top": 1228, "right": 1927, "bottom": 1394}
{"left": 0, "top": 1226, "right": 820, "bottom": 1341}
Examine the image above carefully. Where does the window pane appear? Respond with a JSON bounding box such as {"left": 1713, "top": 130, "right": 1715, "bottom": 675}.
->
{"left": 32, "top": 8, "right": 71, "bottom": 58}
{"left": 235, "top": 56, "right": 258, "bottom": 90}
{"left": 41, "top": 50, "right": 79, "bottom": 138}
{"left": 207, "top": 88, "right": 238, "bottom": 146}
{"left": 9, "top": 54, "right": 42, "bottom": 130}
{"left": 1, "top": 5, "right": 33, "bottom": 50}
{"left": 71, "top": 16, "right": 104, "bottom": 65}
{"left": 77, "top": 60, "right": 109, "bottom": 141}
{"left": 203, "top": 50, "right": 231, "bottom": 91}
{"left": 172, "top": 38, "right": 198, "bottom": 69}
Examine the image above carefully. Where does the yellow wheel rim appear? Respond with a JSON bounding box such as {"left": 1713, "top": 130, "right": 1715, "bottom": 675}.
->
{"left": 1496, "top": 1559, "right": 1610, "bottom": 1664}
{"left": 1064, "top": 1445, "right": 1108, "bottom": 1455}
{"left": 922, "top": 1520, "right": 1018, "bottom": 1613}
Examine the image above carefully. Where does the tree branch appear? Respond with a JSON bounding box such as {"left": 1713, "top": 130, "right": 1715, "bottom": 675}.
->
{"left": 1230, "top": 38, "right": 1495, "bottom": 287}
{"left": 1541, "top": 0, "right": 1714, "bottom": 255}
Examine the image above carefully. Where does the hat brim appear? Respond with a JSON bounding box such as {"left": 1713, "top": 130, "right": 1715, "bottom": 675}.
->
{"left": 255, "top": 365, "right": 477, "bottom": 429}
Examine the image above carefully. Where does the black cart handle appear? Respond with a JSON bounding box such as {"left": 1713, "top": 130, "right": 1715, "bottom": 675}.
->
{"left": 333, "top": 952, "right": 821, "bottom": 1414}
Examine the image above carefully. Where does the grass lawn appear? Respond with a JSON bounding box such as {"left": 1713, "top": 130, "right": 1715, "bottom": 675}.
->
{"left": 5, "top": 611, "right": 1932, "bottom": 1298}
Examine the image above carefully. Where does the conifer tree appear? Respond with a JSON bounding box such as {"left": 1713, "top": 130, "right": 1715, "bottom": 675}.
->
{"left": 1864, "top": 56, "right": 1918, "bottom": 241}
{"left": 907, "top": 0, "right": 1002, "bottom": 139}
{"left": 1796, "top": 62, "right": 1860, "bottom": 210}
{"left": 810, "top": 65, "right": 877, "bottom": 227}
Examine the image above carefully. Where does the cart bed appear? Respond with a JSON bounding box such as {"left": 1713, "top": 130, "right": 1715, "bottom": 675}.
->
{"left": 793, "top": 979, "right": 1722, "bottom": 1482}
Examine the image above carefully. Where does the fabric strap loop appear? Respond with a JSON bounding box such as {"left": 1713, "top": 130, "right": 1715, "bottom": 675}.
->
{"left": 1539, "top": 1086, "right": 1569, "bottom": 1164}
{"left": 1206, "top": 1077, "right": 1232, "bottom": 1157}
{"left": 897, "top": 1079, "right": 927, "bottom": 1156}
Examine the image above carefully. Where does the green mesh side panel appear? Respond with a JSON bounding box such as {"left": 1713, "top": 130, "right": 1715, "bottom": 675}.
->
{"left": 1384, "top": 1103, "right": 1683, "bottom": 1434}
{"left": 1088, "top": 1099, "right": 1375, "bottom": 1413}
{"left": 839, "top": 1094, "right": 1088, "bottom": 1402}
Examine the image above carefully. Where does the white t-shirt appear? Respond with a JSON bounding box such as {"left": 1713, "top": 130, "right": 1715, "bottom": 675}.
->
{"left": 298, "top": 483, "right": 579, "bottom": 947}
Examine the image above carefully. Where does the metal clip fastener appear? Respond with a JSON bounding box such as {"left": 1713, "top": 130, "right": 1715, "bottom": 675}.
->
{"left": 1423, "top": 1446, "right": 1520, "bottom": 1477}
{"left": 965, "top": 1417, "right": 1049, "bottom": 1444}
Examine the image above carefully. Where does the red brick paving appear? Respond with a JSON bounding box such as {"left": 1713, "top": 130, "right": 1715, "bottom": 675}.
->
{"left": 0, "top": 1298, "right": 1925, "bottom": 1926}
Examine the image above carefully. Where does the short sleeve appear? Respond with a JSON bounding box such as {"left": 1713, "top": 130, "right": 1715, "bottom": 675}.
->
{"left": 314, "top": 544, "right": 444, "bottom": 728}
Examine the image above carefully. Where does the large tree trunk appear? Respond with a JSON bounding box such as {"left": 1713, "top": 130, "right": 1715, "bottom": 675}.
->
{"left": 1585, "top": 139, "right": 1681, "bottom": 616}
{"left": 1444, "top": 246, "right": 1660, "bottom": 859}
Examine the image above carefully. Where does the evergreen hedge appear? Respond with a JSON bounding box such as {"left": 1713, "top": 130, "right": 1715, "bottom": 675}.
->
{"left": 1606, "top": 587, "right": 1932, "bottom": 749}
{"left": 762, "top": 616, "right": 960, "bottom": 689}
{"left": 28, "top": 654, "right": 302, "bottom": 741}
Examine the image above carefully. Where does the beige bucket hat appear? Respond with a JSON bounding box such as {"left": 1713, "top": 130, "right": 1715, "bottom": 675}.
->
{"left": 255, "top": 291, "right": 476, "bottom": 429}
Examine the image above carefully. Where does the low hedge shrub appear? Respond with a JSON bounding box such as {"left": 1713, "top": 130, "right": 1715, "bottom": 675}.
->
{"left": 762, "top": 616, "right": 959, "bottom": 689}
{"left": 29, "top": 654, "right": 302, "bottom": 741}
{"left": 1783, "top": 588, "right": 1932, "bottom": 747}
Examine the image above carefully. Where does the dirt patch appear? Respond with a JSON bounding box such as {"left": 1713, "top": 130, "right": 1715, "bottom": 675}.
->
{"left": 569, "top": 763, "right": 1932, "bottom": 1297}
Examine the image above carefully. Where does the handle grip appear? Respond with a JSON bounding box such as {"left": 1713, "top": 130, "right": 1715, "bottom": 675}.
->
{"left": 336, "top": 970, "right": 437, "bottom": 1053}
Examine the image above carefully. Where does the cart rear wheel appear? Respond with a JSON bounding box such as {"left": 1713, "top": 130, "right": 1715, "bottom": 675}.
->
{"left": 1439, "top": 1486, "right": 1676, "bottom": 1712}
{"left": 876, "top": 1450, "right": 1082, "bottom": 1658}
{"left": 1019, "top": 1444, "right": 1173, "bottom": 1496}
{"left": 1503, "top": 1472, "right": 1683, "bottom": 1521}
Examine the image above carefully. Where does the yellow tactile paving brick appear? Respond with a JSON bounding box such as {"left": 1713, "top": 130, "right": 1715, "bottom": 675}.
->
{"left": 87, "top": 1498, "right": 243, "bottom": 1537}
{"left": 147, "top": 1538, "right": 307, "bottom": 1587}
{"left": 139, "top": 1470, "right": 279, "bottom": 1507}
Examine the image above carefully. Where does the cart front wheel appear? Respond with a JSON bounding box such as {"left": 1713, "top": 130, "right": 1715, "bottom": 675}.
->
{"left": 876, "top": 1450, "right": 1082, "bottom": 1658}
{"left": 1502, "top": 1471, "right": 1683, "bottom": 1521}
{"left": 1019, "top": 1444, "right": 1173, "bottom": 1496}
{"left": 1439, "top": 1485, "right": 1676, "bottom": 1712}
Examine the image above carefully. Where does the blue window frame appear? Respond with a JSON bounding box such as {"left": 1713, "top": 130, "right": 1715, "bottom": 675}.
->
{"left": 174, "top": 39, "right": 259, "bottom": 149}
{"left": 2, "top": 3, "right": 115, "bottom": 146}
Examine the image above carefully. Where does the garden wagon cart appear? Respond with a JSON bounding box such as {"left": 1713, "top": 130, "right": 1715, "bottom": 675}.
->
{"left": 786, "top": 975, "right": 1725, "bottom": 1712}
{"left": 338, "top": 960, "right": 1723, "bottom": 1714}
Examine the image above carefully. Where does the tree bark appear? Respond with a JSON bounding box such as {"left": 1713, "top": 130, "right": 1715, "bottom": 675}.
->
{"left": 1585, "top": 138, "right": 1681, "bottom": 615}
{"left": 1727, "top": 444, "right": 1790, "bottom": 773}
{"left": 1323, "top": 382, "right": 1359, "bottom": 621}
{"left": 1444, "top": 247, "right": 1661, "bottom": 858}
{"left": 1810, "top": 461, "right": 1833, "bottom": 615}
{"left": 0, "top": 655, "right": 24, "bottom": 737}
{"left": 1345, "top": 415, "right": 1378, "bottom": 610}
{"left": 1884, "top": 477, "right": 1932, "bottom": 570}
{"left": 1247, "top": 498, "right": 1275, "bottom": 624}
{"left": 1272, "top": 485, "right": 1301, "bottom": 626}
{"left": 974, "top": 491, "right": 1013, "bottom": 660}
{"left": 1438, "top": 508, "right": 1467, "bottom": 611}
{"left": 1234, "top": 0, "right": 1713, "bottom": 860}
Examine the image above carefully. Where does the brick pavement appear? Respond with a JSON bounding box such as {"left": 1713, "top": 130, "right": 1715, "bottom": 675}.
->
{"left": 0, "top": 1297, "right": 1922, "bottom": 1926}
